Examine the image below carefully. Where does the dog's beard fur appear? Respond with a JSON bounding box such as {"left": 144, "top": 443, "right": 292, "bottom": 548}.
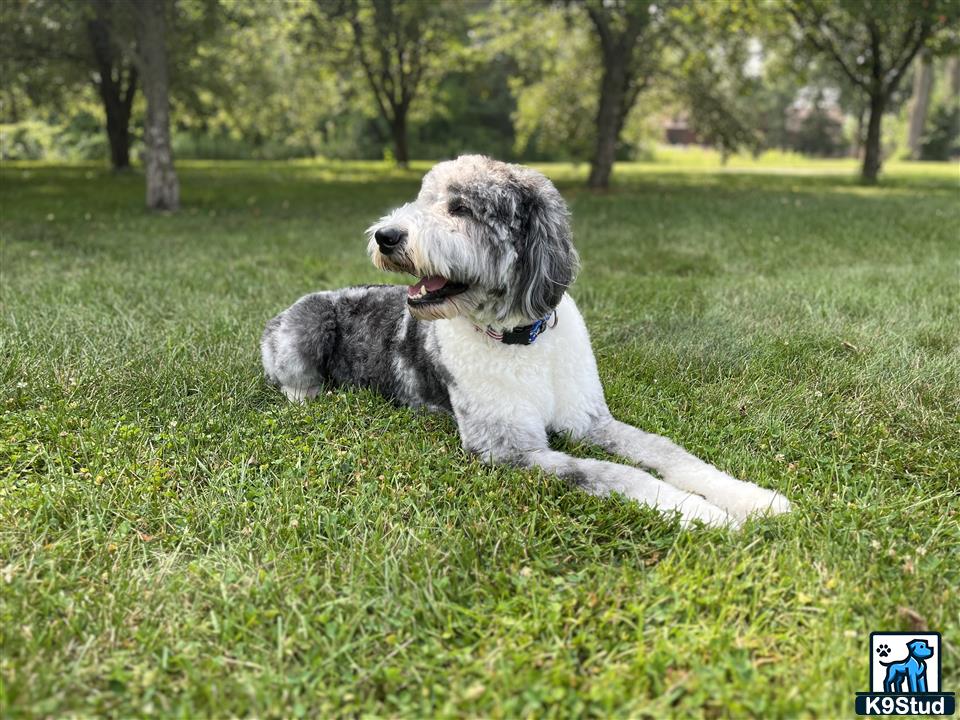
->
{"left": 369, "top": 241, "right": 487, "bottom": 322}
{"left": 367, "top": 207, "right": 499, "bottom": 324}
{"left": 406, "top": 289, "right": 482, "bottom": 321}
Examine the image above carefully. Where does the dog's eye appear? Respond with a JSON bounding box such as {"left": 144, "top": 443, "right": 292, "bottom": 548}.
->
{"left": 448, "top": 199, "right": 473, "bottom": 218}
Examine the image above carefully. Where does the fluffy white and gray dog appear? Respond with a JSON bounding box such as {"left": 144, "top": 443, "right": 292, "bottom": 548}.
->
{"left": 261, "top": 155, "right": 790, "bottom": 527}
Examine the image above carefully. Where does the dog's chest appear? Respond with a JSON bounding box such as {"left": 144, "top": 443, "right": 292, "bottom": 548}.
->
{"left": 434, "top": 296, "right": 604, "bottom": 430}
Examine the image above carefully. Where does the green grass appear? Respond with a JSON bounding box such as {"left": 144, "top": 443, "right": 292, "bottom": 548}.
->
{"left": 2, "top": 153, "right": 959, "bottom": 718}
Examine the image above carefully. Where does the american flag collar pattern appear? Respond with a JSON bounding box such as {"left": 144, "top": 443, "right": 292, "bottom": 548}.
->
{"left": 473, "top": 310, "right": 558, "bottom": 346}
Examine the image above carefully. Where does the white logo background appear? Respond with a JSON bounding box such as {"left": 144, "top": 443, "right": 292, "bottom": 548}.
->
{"left": 871, "top": 633, "right": 941, "bottom": 693}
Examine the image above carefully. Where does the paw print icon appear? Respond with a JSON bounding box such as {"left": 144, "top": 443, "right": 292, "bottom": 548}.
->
{"left": 876, "top": 643, "right": 892, "bottom": 658}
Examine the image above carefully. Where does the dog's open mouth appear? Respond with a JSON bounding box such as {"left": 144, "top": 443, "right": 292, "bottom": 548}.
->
{"left": 407, "top": 275, "right": 469, "bottom": 306}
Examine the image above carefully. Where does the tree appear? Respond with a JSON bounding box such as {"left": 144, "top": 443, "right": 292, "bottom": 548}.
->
{"left": 315, "top": 0, "right": 465, "bottom": 167}
{"left": 582, "top": 0, "right": 658, "bottom": 188}
{"left": 133, "top": 0, "right": 179, "bottom": 210}
{"left": 175, "top": 1, "right": 347, "bottom": 160}
{"left": 488, "top": 1, "right": 765, "bottom": 173}
{"left": 665, "top": 2, "right": 766, "bottom": 162}
{"left": 950, "top": 55, "right": 960, "bottom": 96}
{"left": 478, "top": 3, "right": 599, "bottom": 161}
{"left": 907, "top": 50, "right": 934, "bottom": 158}
{"left": 87, "top": 0, "right": 138, "bottom": 170}
{"left": 785, "top": 0, "right": 959, "bottom": 183}
{"left": 1, "top": 0, "right": 138, "bottom": 170}
{"left": 918, "top": 47, "right": 960, "bottom": 159}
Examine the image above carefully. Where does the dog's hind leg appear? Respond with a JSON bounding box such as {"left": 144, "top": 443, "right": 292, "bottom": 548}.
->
{"left": 261, "top": 293, "right": 335, "bottom": 403}
{"left": 583, "top": 417, "right": 791, "bottom": 521}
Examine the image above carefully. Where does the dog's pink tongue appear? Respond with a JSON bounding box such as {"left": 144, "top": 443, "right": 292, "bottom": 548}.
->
{"left": 408, "top": 275, "right": 447, "bottom": 296}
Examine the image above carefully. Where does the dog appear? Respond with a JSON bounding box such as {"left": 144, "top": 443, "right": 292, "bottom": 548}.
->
{"left": 882, "top": 639, "right": 934, "bottom": 693}
{"left": 261, "top": 155, "right": 790, "bottom": 527}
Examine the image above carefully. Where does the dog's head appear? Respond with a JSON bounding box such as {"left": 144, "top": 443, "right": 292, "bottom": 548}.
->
{"left": 907, "top": 639, "right": 934, "bottom": 660}
{"left": 367, "top": 155, "right": 579, "bottom": 326}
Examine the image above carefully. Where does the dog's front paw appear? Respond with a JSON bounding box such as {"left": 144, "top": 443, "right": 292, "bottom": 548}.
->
{"left": 763, "top": 490, "right": 791, "bottom": 516}
{"left": 727, "top": 486, "right": 791, "bottom": 520}
{"left": 281, "top": 385, "right": 320, "bottom": 404}
{"left": 675, "top": 495, "right": 739, "bottom": 529}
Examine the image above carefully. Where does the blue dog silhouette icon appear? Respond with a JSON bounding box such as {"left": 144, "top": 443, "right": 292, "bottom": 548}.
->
{"left": 881, "top": 638, "right": 934, "bottom": 693}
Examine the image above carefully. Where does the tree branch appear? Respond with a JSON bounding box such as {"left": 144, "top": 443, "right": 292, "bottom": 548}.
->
{"left": 403, "top": 36, "right": 425, "bottom": 107}
{"left": 123, "top": 64, "right": 138, "bottom": 112}
{"left": 584, "top": 5, "right": 613, "bottom": 56}
{"left": 787, "top": 4, "right": 868, "bottom": 91}
{"left": 886, "top": 18, "right": 933, "bottom": 93}
{"left": 620, "top": 72, "right": 650, "bottom": 131}
{"left": 348, "top": 14, "right": 393, "bottom": 123}
{"left": 867, "top": 16, "right": 883, "bottom": 87}
{"left": 621, "top": 2, "right": 649, "bottom": 53}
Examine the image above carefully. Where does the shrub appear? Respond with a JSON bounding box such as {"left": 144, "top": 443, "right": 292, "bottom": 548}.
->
{"left": 0, "top": 121, "right": 59, "bottom": 160}
{"left": 919, "top": 104, "right": 960, "bottom": 161}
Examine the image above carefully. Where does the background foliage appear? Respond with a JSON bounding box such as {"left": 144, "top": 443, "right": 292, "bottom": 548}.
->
{"left": 2, "top": 0, "right": 958, "bottom": 168}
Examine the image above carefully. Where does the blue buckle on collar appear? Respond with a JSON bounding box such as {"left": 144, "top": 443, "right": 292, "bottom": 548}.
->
{"left": 500, "top": 311, "right": 555, "bottom": 345}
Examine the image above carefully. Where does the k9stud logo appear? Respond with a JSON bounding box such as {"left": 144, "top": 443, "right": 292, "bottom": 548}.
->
{"left": 855, "top": 632, "right": 955, "bottom": 716}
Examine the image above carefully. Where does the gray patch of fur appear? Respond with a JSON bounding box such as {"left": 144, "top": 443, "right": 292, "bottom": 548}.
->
{"left": 261, "top": 285, "right": 452, "bottom": 411}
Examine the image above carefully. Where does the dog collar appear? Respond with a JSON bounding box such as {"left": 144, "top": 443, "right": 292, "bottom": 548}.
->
{"left": 474, "top": 310, "right": 557, "bottom": 345}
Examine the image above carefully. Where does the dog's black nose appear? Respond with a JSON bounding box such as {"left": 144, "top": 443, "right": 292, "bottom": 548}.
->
{"left": 374, "top": 227, "right": 406, "bottom": 254}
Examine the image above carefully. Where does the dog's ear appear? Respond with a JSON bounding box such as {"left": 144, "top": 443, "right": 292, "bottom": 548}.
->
{"left": 512, "top": 179, "right": 579, "bottom": 320}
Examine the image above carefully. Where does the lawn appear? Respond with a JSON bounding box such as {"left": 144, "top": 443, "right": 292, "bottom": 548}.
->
{"left": 1, "top": 154, "right": 958, "bottom": 718}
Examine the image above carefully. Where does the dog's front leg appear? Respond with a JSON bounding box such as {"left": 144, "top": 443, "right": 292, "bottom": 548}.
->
{"left": 455, "top": 412, "right": 734, "bottom": 527}
{"left": 586, "top": 418, "right": 790, "bottom": 521}
{"left": 520, "top": 448, "right": 737, "bottom": 528}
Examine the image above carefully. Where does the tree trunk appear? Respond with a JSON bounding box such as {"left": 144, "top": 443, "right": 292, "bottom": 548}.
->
{"left": 103, "top": 91, "right": 134, "bottom": 170}
{"left": 86, "top": 3, "right": 137, "bottom": 172}
{"left": 134, "top": 0, "right": 179, "bottom": 211}
{"left": 949, "top": 57, "right": 960, "bottom": 151}
{"left": 852, "top": 103, "right": 866, "bottom": 158}
{"left": 98, "top": 68, "right": 137, "bottom": 171}
{"left": 588, "top": 55, "right": 627, "bottom": 189}
{"left": 861, "top": 92, "right": 885, "bottom": 184}
{"left": 391, "top": 108, "right": 409, "bottom": 168}
{"left": 907, "top": 51, "right": 934, "bottom": 160}
{"left": 948, "top": 56, "right": 960, "bottom": 99}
